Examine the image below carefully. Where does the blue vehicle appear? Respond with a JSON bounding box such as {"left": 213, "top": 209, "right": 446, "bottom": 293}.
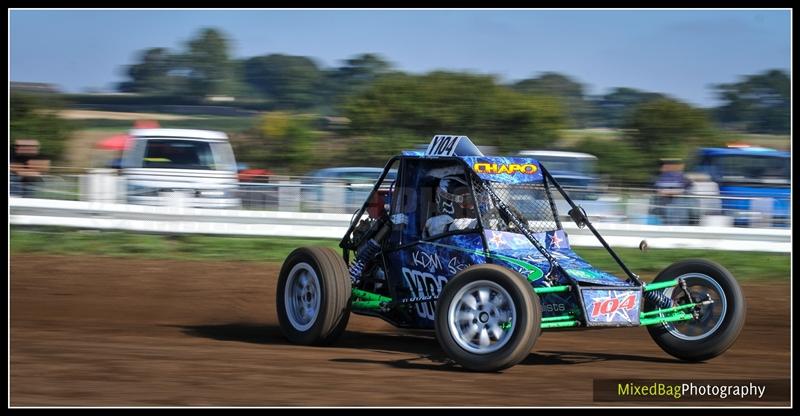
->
{"left": 691, "top": 146, "right": 790, "bottom": 227}
{"left": 277, "top": 136, "right": 745, "bottom": 371}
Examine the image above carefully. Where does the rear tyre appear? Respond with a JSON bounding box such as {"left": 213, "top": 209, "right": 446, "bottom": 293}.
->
{"left": 645, "top": 259, "right": 745, "bottom": 361}
{"left": 276, "top": 247, "right": 351, "bottom": 345}
{"left": 435, "top": 264, "right": 541, "bottom": 372}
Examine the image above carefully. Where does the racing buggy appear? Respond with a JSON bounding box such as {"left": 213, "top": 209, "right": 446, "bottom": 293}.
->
{"left": 277, "top": 135, "right": 745, "bottom": 372}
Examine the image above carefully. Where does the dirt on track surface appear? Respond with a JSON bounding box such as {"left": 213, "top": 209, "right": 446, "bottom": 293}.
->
{"left": 11, "top": 255, "right": 790, "bottom": 406}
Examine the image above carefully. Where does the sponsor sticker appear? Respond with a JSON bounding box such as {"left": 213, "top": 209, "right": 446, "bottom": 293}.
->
{"left": 472, "top": 163, "right": 539, "bottom": 175}
{"left": 402, "top": 266, "right": 447, "bottom": 320}
{"left": 581, "top": 288, "right": 641, "bottom": 326}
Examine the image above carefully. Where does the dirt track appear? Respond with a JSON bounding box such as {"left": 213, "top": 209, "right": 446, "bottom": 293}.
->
{"left": 10, "top": 255, "right": 791, "bottom": 406}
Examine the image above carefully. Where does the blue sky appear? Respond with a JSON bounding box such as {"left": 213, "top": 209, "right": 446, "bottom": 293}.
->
{"left": 9, "top": 9, "right": 791, "bottom": 107}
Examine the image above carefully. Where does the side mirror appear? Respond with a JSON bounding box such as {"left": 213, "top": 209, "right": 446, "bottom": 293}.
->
{"left": 568, "top": 206, "right": 588, "bottom": 228}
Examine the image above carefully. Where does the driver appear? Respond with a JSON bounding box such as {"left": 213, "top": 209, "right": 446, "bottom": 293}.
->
{"left": 424, "top": 175, "right": 478, "bottom": 238}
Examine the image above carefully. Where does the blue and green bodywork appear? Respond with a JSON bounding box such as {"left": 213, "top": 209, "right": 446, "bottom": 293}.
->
{"left": 343, "top": 136, "right": 689, "bottom": 330}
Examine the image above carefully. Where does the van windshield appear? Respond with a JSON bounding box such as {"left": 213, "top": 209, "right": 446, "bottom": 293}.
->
{"left": 704, "top": 155, "right": 789, "bottom": 184}
{"left": 142, "top": 139, "right": 236, "bottom": 171}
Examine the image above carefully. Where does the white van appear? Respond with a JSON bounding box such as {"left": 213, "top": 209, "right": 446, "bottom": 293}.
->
{"left": 121, "top": 128, "right": 240, "bottom": 208}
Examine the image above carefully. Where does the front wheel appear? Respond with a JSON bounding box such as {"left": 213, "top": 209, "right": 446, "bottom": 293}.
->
{"left": 435, "top": 264, "right": 541, "bottom": 372}
{"left": 645, "top": 259, "right": 746, "bottom": 361}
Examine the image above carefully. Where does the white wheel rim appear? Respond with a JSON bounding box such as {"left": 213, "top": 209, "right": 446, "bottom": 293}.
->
{"left": 448, "top": 280, "right": 516, "bottom": 354}
{"left": 284, "top": 262, "right": 321, "bottom": 332}
{"left": 663, "top": 273, "right": 727, "bottom": 341}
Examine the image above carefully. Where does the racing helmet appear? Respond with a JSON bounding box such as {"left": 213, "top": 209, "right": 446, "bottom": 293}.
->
{"left": 435, "top": 175, "right": 475, "bottom": 217}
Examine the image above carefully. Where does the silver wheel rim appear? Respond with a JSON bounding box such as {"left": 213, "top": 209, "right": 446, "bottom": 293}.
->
{"left": 663, "top": 273, "right": 727, "bottom": 341}
{"left": 448, "top": 280, "right": 516, "bottom": 354}
{"left": 284, "top": 263, "right": 321, "bottom": 332}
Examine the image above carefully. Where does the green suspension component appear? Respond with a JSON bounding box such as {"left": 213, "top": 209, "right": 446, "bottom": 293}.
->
{"left": 351, "top": 288, "right": 392, "bottom": 303}
{"left": 534, "top": 285, "right": 571, "bottom": 294}
{"left": 541, "top": 315, "right": 573, "bottom": 322}
{"left": 349, "top": 281, "right": 692, "bottom": 324}
{"left": 638, "top": 300, "right": 698, "bottom": 325}
{"left": 351, "top": 288, "right": 392, "bottom": 310}
{"left": 541, "top": 320, "right": 580, "bottom": 329}
{"left": 351, "top": 300, "right": 384, "bottom": 310}
{"left": 536, "top": 304, "right": 697, "bottom": 328}
{"left": 644, "top": 279, "right": 679, "bottom": 292}
{"left": 640, "top": 302, "right": 698, "bottom": 318}
{"left": 639, "top": 313, "right": 695, "bottom": 326}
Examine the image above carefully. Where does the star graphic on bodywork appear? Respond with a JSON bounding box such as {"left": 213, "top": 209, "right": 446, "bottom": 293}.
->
{"left": 549, "top": 232, "right": 563, "bottom": 249}
{"left": 488, "top": 231, "right": 507, "bottom": 249}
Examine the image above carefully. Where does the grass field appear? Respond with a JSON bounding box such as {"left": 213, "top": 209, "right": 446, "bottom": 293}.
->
{"left": 10, "top": 226, "right": 789, "bottom": 281}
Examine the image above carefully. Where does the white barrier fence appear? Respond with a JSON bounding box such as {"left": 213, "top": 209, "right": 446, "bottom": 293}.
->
{"left": 10, "top": 197, "right": 791, "bottom": 253}
{"left": 15, "top": 170, "right": 790, "bottom": 229}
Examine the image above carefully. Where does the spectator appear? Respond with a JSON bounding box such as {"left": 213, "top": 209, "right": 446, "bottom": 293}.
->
{"left": 653, "top": 159, "right": 692, "bottom": 225}
{"left": 686, "top": 172, "right": 721, "bottom": 223}
{"left": 10, "top": 139, "right": 50, "bottom": 197}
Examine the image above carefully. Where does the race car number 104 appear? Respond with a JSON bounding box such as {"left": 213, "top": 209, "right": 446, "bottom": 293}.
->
{"left": 426, "top": 135, "right": 462, "bottom": 156}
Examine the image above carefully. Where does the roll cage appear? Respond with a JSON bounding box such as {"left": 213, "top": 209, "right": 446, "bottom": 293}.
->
{"left": 339, "top": 154, "right": 643, "bottom": 287}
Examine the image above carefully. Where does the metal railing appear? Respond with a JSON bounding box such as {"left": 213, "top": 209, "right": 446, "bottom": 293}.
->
{"left": 8, "top": 166, "right": 791, "bottom": 229}
{"left": 9, "top": 197, "right": 791, "bottom": 252}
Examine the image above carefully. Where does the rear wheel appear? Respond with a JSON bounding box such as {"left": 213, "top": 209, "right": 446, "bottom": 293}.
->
{"left": 276, "top": 247, "right": 351, "bottom": 345}
{"left": 435, "top": 264, "right": 541, "bottom": 372}
{"left": 645, "top": 259, "right": 745, "bottom": 361}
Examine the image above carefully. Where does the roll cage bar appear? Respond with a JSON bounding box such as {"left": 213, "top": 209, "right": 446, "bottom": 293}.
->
{"left": 339, "top": 155, "right": 643, "bottom": 286}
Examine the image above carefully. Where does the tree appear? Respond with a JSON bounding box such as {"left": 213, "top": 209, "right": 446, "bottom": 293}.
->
{"left": 591, "top": 87, "right": 666, "bottom": 128}
{"left": 226, "top": 59, "right": 265, "bottom": 101}
{"left": 320, "top": 53, "right": 393, "bottom": 111}
{"left": 713, "top": 69, "right": 790, "bottom": 134}
{"left": 513, "top": 72, "right": 592, "bottom": 128}
{"left": 338, "top": 53, "right": 391, "bottom": 84}
{"left": 243, "top": 54, "right": 322, "bottom": 109}
{"left": 233, "top": 112, "right": 315, "bottom": 174}
{"left": 343, "top": 71, "right": 566, "bottom": 154}
{"left": 622, "top": 97, "right": 717, "bottom": 178}
{"left": 118, "top": 47, "right": 186, "bottom": 94}
{"left": 183, "top": 28, "right": 235, "bottom": 98}
{"left": 10, "top": 92, "right": 74, "bottom": 161}
{"left": 116, "top": 28, "right": 236, "bottom": 98}
{"left": 572, "top": 137, "right": 650, "bottom": 185}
